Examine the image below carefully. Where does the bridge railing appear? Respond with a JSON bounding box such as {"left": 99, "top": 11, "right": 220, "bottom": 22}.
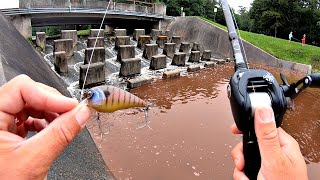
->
{"left": 19, "top": 0, "right": 166, "bottom": 15}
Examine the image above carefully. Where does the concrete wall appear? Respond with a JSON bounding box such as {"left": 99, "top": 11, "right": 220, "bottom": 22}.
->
{"left": 168, "top": 17, "right": 311, "bottom": 74}
{"left": 0, "top": 12, "right": 113, "bottom": 179}
{"left": 7, "top": 14, "right": 32, "bottom": 38}
{"left": 19, "top": 0, "right": 166, "bottom": 15}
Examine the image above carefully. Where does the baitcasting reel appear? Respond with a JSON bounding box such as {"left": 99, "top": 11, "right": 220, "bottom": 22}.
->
{"left": 219, "top": 0, "right": 320, "bottom": 179}
{"left": 228, "top": 66, "right": 320, "bottom": 179}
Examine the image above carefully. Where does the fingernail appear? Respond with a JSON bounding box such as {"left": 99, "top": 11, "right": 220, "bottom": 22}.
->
{"left": 75, "top": 104, "right": 90, "bottom": 128}
{"left": 257, "top": 106, "right": 274, "bottom": 123}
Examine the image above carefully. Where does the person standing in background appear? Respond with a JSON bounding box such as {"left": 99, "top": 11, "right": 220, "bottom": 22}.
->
{"left": 289, "top": 31, "right": 293, "bottom": 42}
{"left": 302, "top": 34, "right": 306, "bottom": 46}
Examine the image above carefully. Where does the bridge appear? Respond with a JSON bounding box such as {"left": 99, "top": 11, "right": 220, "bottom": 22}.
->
{"left": 1, "top": 0, "right": 167, "bottom": 38}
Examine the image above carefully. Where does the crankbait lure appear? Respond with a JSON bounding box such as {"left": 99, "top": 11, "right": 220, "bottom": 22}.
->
{"left": 81, "top": 85, "right": 152, "bottom": 135}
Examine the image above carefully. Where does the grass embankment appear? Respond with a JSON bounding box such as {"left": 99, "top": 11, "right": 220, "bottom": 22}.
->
{"left": 198, "top": 17, "right": 320, "bottom": 71}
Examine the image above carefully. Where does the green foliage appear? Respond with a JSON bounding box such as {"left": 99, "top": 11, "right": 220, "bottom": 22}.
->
{"left": 77, "top": 29, "right": 90, "bottom": 36}
{"left": 199, "top": 17, "right": 320, "bottom": 66}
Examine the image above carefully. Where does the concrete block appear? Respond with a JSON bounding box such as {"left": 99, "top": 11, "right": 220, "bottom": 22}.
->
{"left": 179, "top": 42, "right": 191, "bottom": 53}
{"left": 187, "top": 64, "right": 201, "bottom": 72}
{"left": 117, "top": 45, "right": 135, "bottom": 62}
{"left": 164, "top": 30, "right": 172, "bottom": 41}
{"left": 54, "top": 51, "right": 67, "bottom": 73}
{"left": 54, "top": 39, "right": 73, "bottom": 59}
{"left": 87, "top": 37, "right": 104, "bottom": 48}
{"left": 84, "top": 47, "right": 105, "bottom": 64}
{"left": 204, "top": 62, "right": 216, "bottom": 67}
{"left": 163, "top": 69, "right": 180, "bottom": 79}
{"left": 151, "top": 29, "right": 161, "bottom": 40}
{"left": 150, "top": 55, "right": 167, "bottom": 70}
{"left": 61, "top": 30, "right": 78, "bottom": 45}
{"left": 115, "top": 36, "right": 130, "bottom": 50}
{"left": 90, "top": 29, "right": 104, "bottom": 37}
{"left": 163, "top": 43, "right": 176, "bottom": 58}
{"left": 202, "top": 50, "right": 212, "bottom": 61}
{"left": 79, "top": 62, "right": 105, "bottom": 88}
{"left": 171, "top": 52, "right": 187, "bottom": 66}
{"left": 137, "top": 35, "right": 151, "bottom": 49}
{"left": 36, "top": 32, "right": 46, "bottom": 50}
{"left": 192, "top": 42, "right": 201, "bottom": 51}
{"left": 115, "top": 29, "right": 127, "bottom": 36}
{"left": 120, "top": 58, "right": 141, "bottom": 77}
{"left": 226, "top": 57, "right": 233, "bottom": 62}
{"left": 127, "top": 77, "right": 153, "bottom": 89}
{"left": 212, "top": 58, "right": 226, "bottom": 65}
{"left": 133, "top": 29, "right": 145, "bottom": 41}
{"left": 189, "top": 51, "right": 201, "bottom": 63}
{"left": 156, "top": 36, "right": 168, "bottom": 48}
{"left": 143, "top": 44, "right": 158, "bottom": 60}
{"left": 105, "top": 25, "right": 114, "bottom": 35}
{"left": 171, "top": 36, "right": 181, "bottom": 47}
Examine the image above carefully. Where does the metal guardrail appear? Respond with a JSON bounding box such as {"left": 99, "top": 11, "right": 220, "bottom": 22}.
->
{"left": 0, "top": 8, "right": 167, "bottom": 19}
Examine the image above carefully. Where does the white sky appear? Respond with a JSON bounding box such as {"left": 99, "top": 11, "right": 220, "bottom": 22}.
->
{"left": 0, "top": 0, "right": 253, "bottom": 11}
{"left": 0, "top": 0, "right": 19, "bottom": 9}
{"left": 227, "top": 0, "right": 253, "bottom": 11}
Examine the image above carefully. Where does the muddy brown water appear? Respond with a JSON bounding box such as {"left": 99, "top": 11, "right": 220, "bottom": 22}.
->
{"left": 87, "top": 63, "right": 320, "bottom": 179}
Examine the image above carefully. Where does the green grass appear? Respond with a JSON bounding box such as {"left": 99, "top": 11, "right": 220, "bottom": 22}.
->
{"left": 77, "top": 29, "right": 90, "bottom": 36}
{"left": 198, "top": 17, "right": 320, "bottom": 68}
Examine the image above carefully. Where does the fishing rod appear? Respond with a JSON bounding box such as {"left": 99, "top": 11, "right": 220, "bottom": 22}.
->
{"left": 219, "top": 0, "right": 320, "bottom": 179}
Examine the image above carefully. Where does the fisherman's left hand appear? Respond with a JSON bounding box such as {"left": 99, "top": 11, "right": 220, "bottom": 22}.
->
{"left": 0, "top": 75, "right": 91, "bottom": 179}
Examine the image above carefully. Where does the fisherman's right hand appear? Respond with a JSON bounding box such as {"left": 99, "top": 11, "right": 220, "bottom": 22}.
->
{"left": 231, "top": 106, "right": 308, "bottom": 180}
{"left": 0, "top": 75, "right": 91, "bottom": 179}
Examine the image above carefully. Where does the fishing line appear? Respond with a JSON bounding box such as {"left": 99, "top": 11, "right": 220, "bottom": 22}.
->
{"left": 230, "top": 7, "right": 250, "bottom": 69}
{"left": 81, "top": 0, "right": 112, "bottom": 96}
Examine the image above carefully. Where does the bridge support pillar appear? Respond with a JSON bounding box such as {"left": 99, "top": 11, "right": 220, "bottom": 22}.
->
{"left": 8, "top": 15, "right": 32, "bottom": 38}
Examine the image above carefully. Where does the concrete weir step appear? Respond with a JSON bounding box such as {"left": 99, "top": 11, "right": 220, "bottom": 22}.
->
{"left": 120, "top": 58, "right": 141, "bottom": 77}
{"left": 117, "top": 45, "right": 135, "bottom": 62}
{"left": 36, "top": 32, "right": 46, "bottom": 49}
{"left": 143, "top": 44, "right": 158, "bottom": 60}
{"left": 133, "top": 29, "right": 145, "bottom": 41}
{"left": 163, "top": 69, "right": 181, "bottom": 79}
{"left": 87, "top": 37, "right": 104, "bottom": 48}
{"left": 189, "top": 51, "right": 201, "bottom": 62}
{"left": 138, "top": 35, "right": 151, "bottom": 49}
{"left": 202, "top": 50, "right": 212, "bottom": 61}
{"left": 79, "top": 62, "right": 105, "bottom": 88}
{"left": 187, "top": 64, "right": 201, "bottom": 72}
{"left": 179, "top": 42, "right": 191, "bottom": 53}
{"left": 54, "top": 39, "right": 73, "bottom": 59}
{"left": 115, "top": 36, "right": 130, "bottom": 50}
{"left": 127, "top": 77, "right": 153, "bottom": 89}
{"left": 172, "top": 52, "right": 187, "bottom": 66}
{"left": 150, "top": 55, "right": 167, "bottom": 70}
{"left": 54, "top": 51, "right": 67, "bottom": 73}
{"left": 90, "top": 29, "right": 104, "bottom": 37}
{"left": 171, "top": 36, "right": 181, "bottom": 47}
{"left": 151, "top": 29, "right": 161, "bottom": 40}
{"left": 115, "top": 29, "right": 127, "bottom": 36}
{"left": 204, "top": 61, "right": 217, "bottom": 67}
{"left": 61, "top": 30, "right": 78, "bottom": 45}
{"left": 212, "top": 58, "right": 226, "bottom": 65}
{"left": 163, "top": 43, "right": 176, "bottom": 58}
{"left": 84, "top": 47, "right": 105, "bottom": 64}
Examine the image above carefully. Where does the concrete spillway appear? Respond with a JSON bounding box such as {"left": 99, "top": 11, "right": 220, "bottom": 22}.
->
{"left": 0, "top": 12, "right": 114, "bottom": 179}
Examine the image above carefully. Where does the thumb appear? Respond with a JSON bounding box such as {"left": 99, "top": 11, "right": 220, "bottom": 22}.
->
{"left": 21, "top": 104, "right": 91, "bottom": 167}
{"left": 254, "top": 106, "right": 283, "bottom": 162}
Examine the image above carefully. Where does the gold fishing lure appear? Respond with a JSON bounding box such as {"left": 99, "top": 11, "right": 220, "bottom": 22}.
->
{"left": 82, "top": 85, "right": 148, "bottom": 113}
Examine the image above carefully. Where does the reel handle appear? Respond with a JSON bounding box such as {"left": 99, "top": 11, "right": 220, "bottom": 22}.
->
{"left": 243, "top": 133, "right": 261, "bottom": 180}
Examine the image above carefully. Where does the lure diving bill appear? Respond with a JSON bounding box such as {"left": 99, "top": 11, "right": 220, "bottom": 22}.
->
{"left": 82, "top": 85, "right": 148, "bottom": 113}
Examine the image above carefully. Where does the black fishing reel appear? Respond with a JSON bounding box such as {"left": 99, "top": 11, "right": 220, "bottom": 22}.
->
{"left": 228, "top": 67, "right": 320, "bottom": 179}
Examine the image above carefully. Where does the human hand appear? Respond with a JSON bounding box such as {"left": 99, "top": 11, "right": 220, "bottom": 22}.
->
{"left": 231, "top": 106, "right": 308, "bottom": 180}
{"left": 0, "top": 75, "right": 91, "bottom": 179}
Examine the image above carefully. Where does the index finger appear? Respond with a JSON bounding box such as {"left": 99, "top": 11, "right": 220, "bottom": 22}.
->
{"left": 0, "top": 75, "right": 78, "bottom": 115}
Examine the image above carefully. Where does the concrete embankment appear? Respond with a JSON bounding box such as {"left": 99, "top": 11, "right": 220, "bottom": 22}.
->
{"left": 0, "top": 12, "right": 113, "bottom": 179}
{"left": 167, "top": 17, "right": 311, "bottom": 74}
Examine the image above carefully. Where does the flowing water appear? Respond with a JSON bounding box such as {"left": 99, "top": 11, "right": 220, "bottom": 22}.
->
{"left": 86, "top": 63, "right": 320, "bottom": 179}
{"left": 42, "top": 37, "right": 320, "bottom": 179}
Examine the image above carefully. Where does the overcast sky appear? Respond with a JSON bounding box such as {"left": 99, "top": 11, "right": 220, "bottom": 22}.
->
{"left": 0, "top": 0, "right": 254, "bottom": 11}
{"left": 0, "top": 0, "right": 19, "bottom": 9}
{"left": 228, "top": 0, "right": 253, "bottom": 11}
